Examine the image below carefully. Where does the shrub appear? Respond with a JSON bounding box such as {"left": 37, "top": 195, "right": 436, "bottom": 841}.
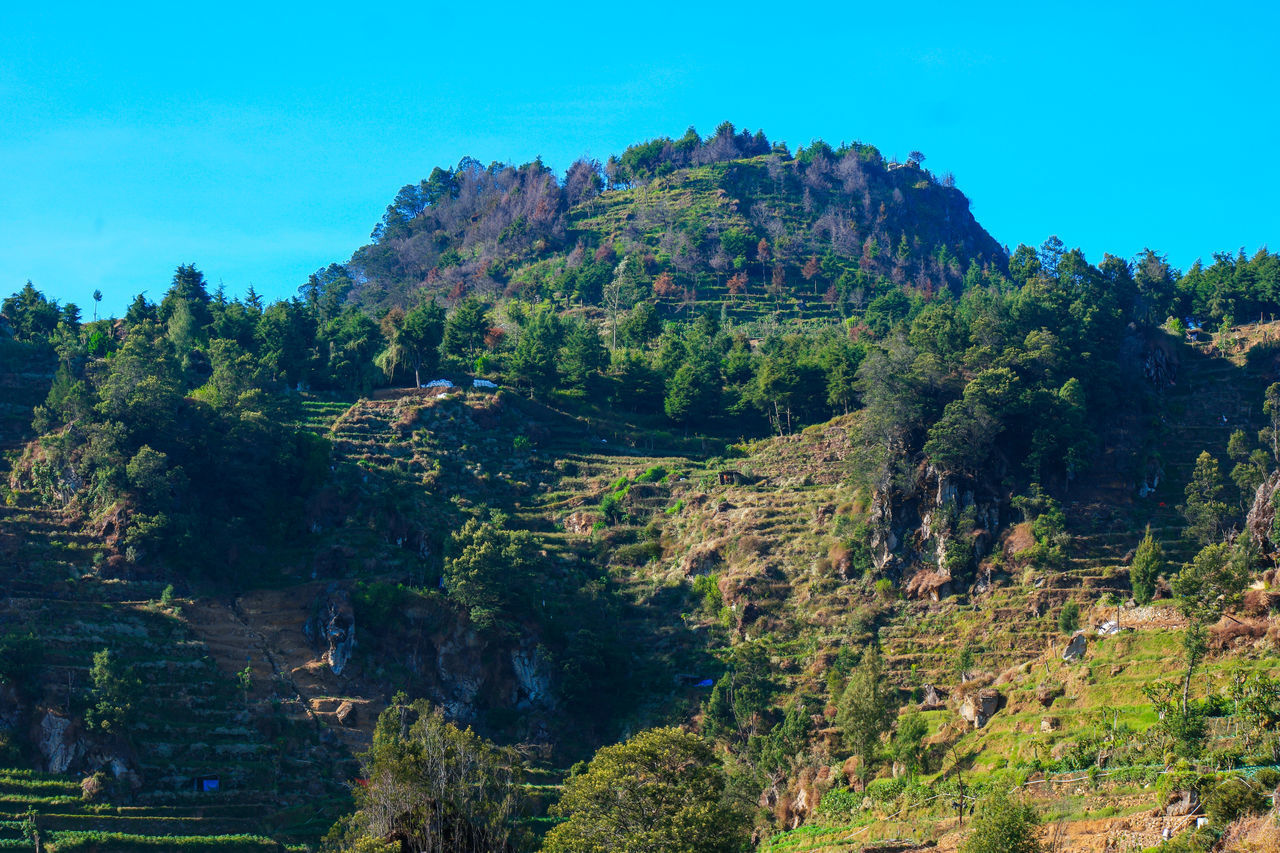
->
{"left": 635, "top": 465, "right": 667, "bottom": 483}
{"left": 1204, "top": 776, "right": 1270, "bottom": 826}
{"left": 1058, "top": 600, "right": 1080, "bottom": 634}
{"left": 612, "top": 541, "right": 662, "bottom": 565}
{"left": 874, "top": 578, "right": 896, "bottom": 600}
{"left": 960, "top": 789, "right": 1042, "bottom": 853}
{"left": 815, "top": 786, "right": 860, "bottom": 818}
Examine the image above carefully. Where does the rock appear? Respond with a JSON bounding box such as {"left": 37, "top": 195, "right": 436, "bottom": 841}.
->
{"left": 919, "top": 683, "right": 947, "bottom": 712}
{"left": 1247, "top": 470, "right": 1280, "bottom": 556}
{"left": 306, "top": 584, "right": 356, "bottom": 676}
{"left": 959, "top": 688, "right": 1000, "bottom": 728}
{"left": 1096, "top": 620, "right": 1121, "bottom": 636}
{"left": 1036, "top": 682, "right": 1064, "bottom": 707}
{"left": 511, "top": 646, "right": 555, "bottom": 710}
{"left": 1165, "top": 789, "right": 1200, "bottom": 817}
{"left": 35, "top": 710, "right": 82, "bottom": 774}
{"left": 335, "top": 701, "right": 356, "bottom": 727}
{"left": 905, "top": 569, "right": 953, "bottom": 602}
{"left": 1040, "top": 717, "right": 1059, "bottom": 733}
{"left": 563, "top": 511, "right": 597, "bottom": 536}
{"left": 1062, "top": 632, "right": 1087, "bottom": 661}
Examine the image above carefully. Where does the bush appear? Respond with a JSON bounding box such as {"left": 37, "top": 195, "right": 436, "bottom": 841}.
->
{"left": 815, "top": 786, "right": 860, "bottom": 818}
{"left": 960, "top": 789, "right": 1041, "bottom": 853}
{"left": 1058, "top": 600, "right": 1080, "bottom": 634}
{"left": 612, "top": 541, "right": 662, "bottom": 565}
{"left": 1204, "top": 776, "right": 1270, "bottom": 826}
{"left": 635, "top": 465, "right": 667, "bottom": 483}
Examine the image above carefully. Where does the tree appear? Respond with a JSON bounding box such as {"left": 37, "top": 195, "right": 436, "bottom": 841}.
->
{"left": 1130, "top": 526, "right": 1163, "bottom": 605}
{"left": 443, "top": 515, "right": 539, "bottom": 632}
{"left": 399, "top": 300, "right": 446, "bottom": 387}
{"left": 2, "top": 282, "right": 61, "bottom": 341}
{"left": 559, "top": 318, "right": 606, "bottom": 392}
{"left": 1057, "top": 599, "right": 1080, "bottom": 634}
{"left": 1264, "top": 383, "right": 1280, "bottom": 463}
{"left": 543, "top": 727, "right": 746, "bottom": 853}
{"left": 1182, "top": 451, "right": 1231, "bottom": 544}
{"left": 441, "top": 298, "right": 490, "bottom": 365}
{"left": 891, "top": 711, "right": 929, "bottom": 779}
{"left": 509, "top": 304, "right": 563, "bottom": 395}
{"left": 836, "top": 646, "right": 895, "bottom": 786}
{"left": 91, "top": 289, "right": 102, "bottom": 321}
{"left": 960, "top": 789, "right": 1041, "bottom": 853}
{"left": 337, "top": 697, "right": 525, "bottom": 853}
{"left": 0, "top": 633, "right": 43, "bottom": 696}
{"left": 85, "top": 649, "right": 141, "bottom": 733}
{"left": 1172, "top": 543, "right": 1250, "bottom": 711}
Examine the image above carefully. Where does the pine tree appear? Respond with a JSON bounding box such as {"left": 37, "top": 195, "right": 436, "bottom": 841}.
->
{"left": 1130, "top": 526, "right": 1164, "bottom": 605}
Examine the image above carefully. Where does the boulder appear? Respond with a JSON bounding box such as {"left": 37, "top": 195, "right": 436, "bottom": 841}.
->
{"left": 1040, "top": 717, "right": 1059, "bottom": 733}
{"left": 1036, "top": 682, "right": 1064, "bottom": 707}
{"left": 959, "top": 688, "right": 1000, "bottom": 728}
{"left": 1062, "top": 632, "right": 1087, "bottom": 661}
{"left": 335, "top": 701, "right": 356, "bottom": 727}
{"left": 919, "top": 683, "right": 947, "bottom": 712}
{"left": 1165, "top": 789, "right": 1200, "bottom": 817}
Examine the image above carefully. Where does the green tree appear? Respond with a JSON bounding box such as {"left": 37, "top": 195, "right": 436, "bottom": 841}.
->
{"left": 960, "top": 789, "right": 1041, "bottom": 853}
{"left": 1, "top": 282, "right": 61, "bottom": 341}
{"left": 1130, "top": 526, "right": 1163, "bottom": 605}
{"left": 335, "top": 697, "right": 525, "bottom": 852}
{"left": 441, "top": 298, "right": 490, "bottom": 365}
{"left": 559, "top": 317, "right": 607, "bottom": 392}
{"left": 381, "top": 300, "right": 445, "bottom": 388}
{"left": 1058, "top": 599, "right": 1080, "bottom": 634}
{"left": 891, "top": 711, "right": 929, "bottom": 779}
{"left": 543, "top": 727, "right": 746, "bottom": 853}
{"left": 85, "top": 649, "right": 141, "bottom": 733}
{"left": 443, "top": 515, "right": 539, "bottom": 632}
{"left": 1264, "top": 383, "right": 1280, "bottom": 463}
{"left": 836, "top": 646, "right": 895, "bottom": 786}
{"left": 1172, "top": 543, "right": 1250, "bottom": 711}
{"left": 510, "top": 304, "right": 563, "bottom": 395}
{"left": 702, "top": 642, "right": 775, "bottom": 742}
{"left": 1181, "top": 451, "right": 1230, "bottom": 545}
{"left": 0, "top": 634, "right": 43, "bottom": 696}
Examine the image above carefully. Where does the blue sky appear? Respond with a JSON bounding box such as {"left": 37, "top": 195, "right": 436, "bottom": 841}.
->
{"left": 2, "top": 2, "right": 1277, "bottom": 315}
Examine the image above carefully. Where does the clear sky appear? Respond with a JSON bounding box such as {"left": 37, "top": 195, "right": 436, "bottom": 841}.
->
{"left": 3, "top": 2, "right": 1277, "bottom": 316}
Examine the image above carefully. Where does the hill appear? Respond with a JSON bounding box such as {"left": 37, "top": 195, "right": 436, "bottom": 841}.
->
{"left": 3, "top": 127, "right": 1280, "bottom": 851}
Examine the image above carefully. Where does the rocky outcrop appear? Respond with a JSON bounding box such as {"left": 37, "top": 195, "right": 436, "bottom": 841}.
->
{"left": 35, "top": 710, "right": 82, "bottom": 774}
{"left": 1246, "top": 470, "right": 1280, "bottom": 555}
{"left": 510, "top": 645, "right": 555, "bottom": 710}
{"left": 336, "top": 701, "right": 356, "bottom": 727}
{"left": 959, "top": 688, "right": 1000, "bottom": 728}
{"left": 306, "top": 585, "right": 356, "bottom": 676}
{"left": 1062, "top": 632, "right": 1087, "bottom": 661}
{"left": 905, "top": 569, "right": 953, "bottom": 601}
{"left": 919, "top": 683, "right": 947, "bottom": 712}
